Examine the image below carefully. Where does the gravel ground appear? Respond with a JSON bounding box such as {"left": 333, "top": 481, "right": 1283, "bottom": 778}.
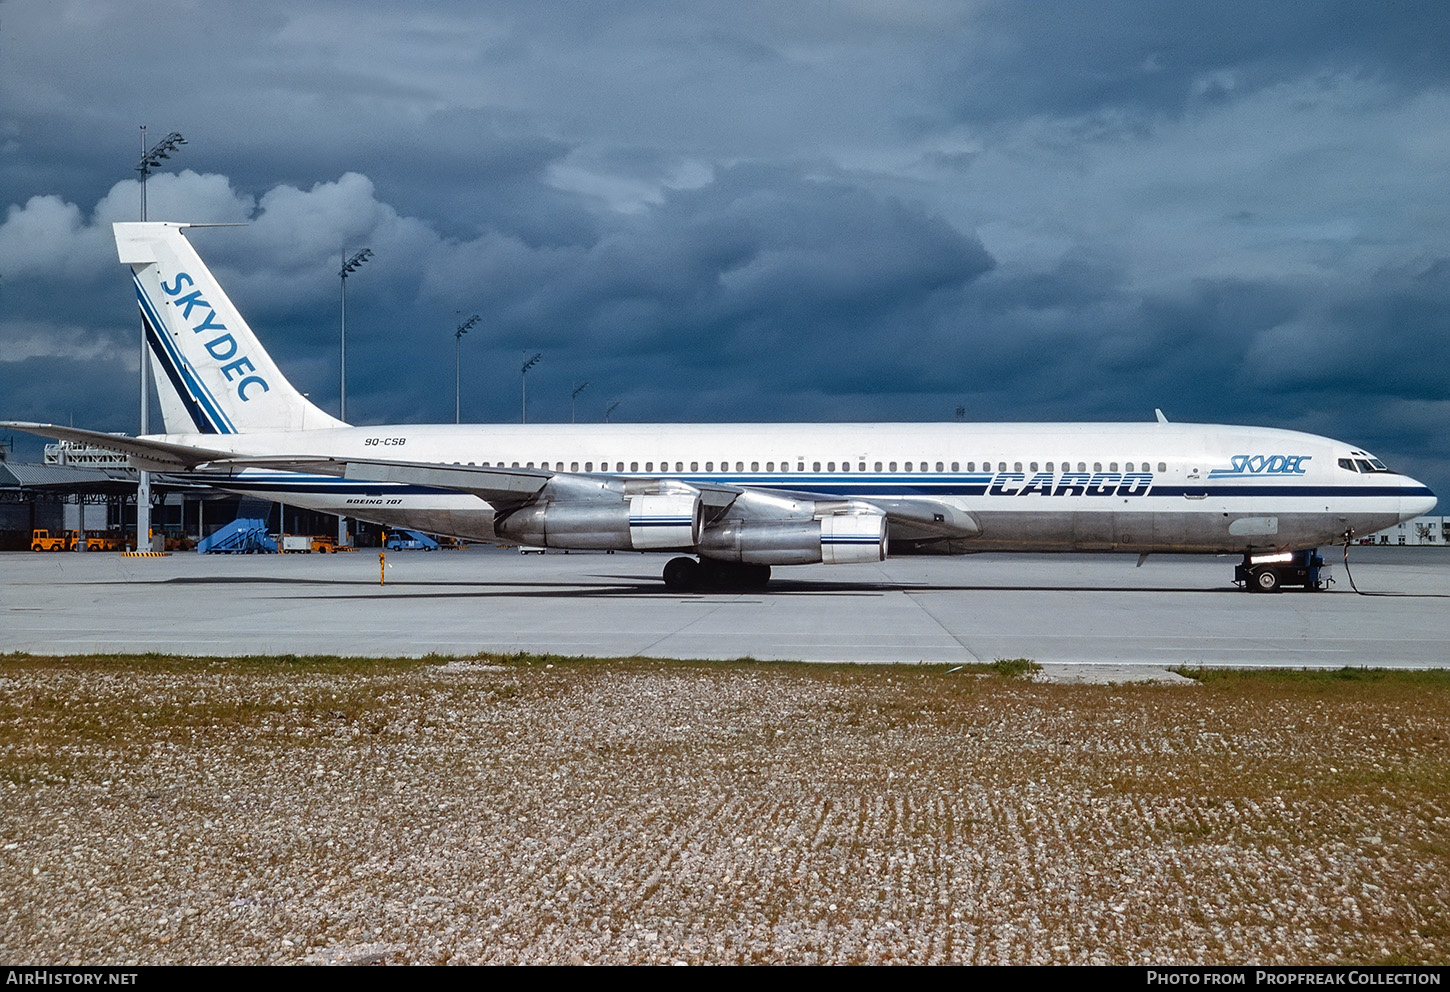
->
{"left": 2, "top": 657, "right": 1447, "bottom": 965}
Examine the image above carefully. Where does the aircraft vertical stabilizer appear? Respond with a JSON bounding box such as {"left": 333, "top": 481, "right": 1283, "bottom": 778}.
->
{"left": 115, "top": 221, "right": 344, "bottom": 434}
{"left": 148, "top": 346, "right": 199, "bottom": 435}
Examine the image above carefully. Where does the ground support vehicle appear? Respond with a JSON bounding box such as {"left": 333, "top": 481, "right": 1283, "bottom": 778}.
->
{"left": 280, "top": 535, "right": 353, "bottom": 553}
{"left": 196, "top": 518, "right": 278, "bottom": 554}
{"left": 30, "top": 529, "right": 79, "bottom": 552}
{"left": 384, "top": 529, "right": 439, "bottom": 551}
{"left": 83, "top": 531, "right": 136, "bottom": 552}
{"left": 1235, "top": 549, "right": 1329, "bottom": 593}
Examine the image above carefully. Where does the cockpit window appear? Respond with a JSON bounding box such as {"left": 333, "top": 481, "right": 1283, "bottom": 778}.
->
{"left": 1340, "top": 455, "right": 1394, "bottom": 474}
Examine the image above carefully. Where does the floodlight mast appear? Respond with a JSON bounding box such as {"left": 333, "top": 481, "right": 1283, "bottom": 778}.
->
{"left": 454, "top": 313, "right": 480, "bottom": 424}
{"left": 338, "top": 247, "right": 372, "bottom": 423}
{"left": 571, "top": 381, "right": 589, "bottom": 424}
{"left": 136, "top": 128, "right": 185, "bottom": 226}
{"left": 337, "top": 247, "right": 371, "bottom": 546}
{"left": 521, "top": 352, "right": 542, "bottom": 424}
{"left": 134, "top": 126, "right": 186, "bottom": 553}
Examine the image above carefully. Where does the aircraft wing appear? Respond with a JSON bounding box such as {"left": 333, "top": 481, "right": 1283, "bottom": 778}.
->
{"left": 193, "top": 454, "right": 747, "bottom": 512}
{"left": 728, "top": 483, "right": 981, "bottom": 540}
{"left": 856, "top": 496, "right": 981, "bottom": 540}
{"left": 178, "top": 454, "right": 554, "bottom": 509}
{"left": 343, "top": 460, "right": 746, "bottom": 510}
{"left": 296, "top": 459, "right": 973, "bottom": 537}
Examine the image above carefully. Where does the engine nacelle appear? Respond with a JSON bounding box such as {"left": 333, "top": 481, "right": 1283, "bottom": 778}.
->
{"left": 497, "top": 493, "right": 701, "bottom": 551}
{"left": 698, "top": 511, "right": 888, "bottom": 565}
{"left": 820, "top": 513, "right": 889, "bottom": 564}
{"left": 629, "top": 494, "right": 703, "bottom": 549}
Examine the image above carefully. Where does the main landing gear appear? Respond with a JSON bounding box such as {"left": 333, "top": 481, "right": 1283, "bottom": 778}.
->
{"left": 1234, "top": 549, "right": 1328, "bottom": 593}
{"left": 663, "top": 556, "right": 772, "bottom": 591}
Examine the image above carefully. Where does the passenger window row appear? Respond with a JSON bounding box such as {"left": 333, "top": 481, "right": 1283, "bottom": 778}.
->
{"left": 444, "top": 459, "right": 1172, "bottom": 474}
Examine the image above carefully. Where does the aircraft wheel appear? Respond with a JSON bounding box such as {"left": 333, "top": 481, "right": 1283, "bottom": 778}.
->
{"left": 1251, "top": 568, "right": 1281, "bottom": 593}
{"left": 663, "top": 556, "right": 700, "bottom": 591}
{"left": 741, "top": 564, "right": 771, "bottom": 589}
{"left": 695, "top": 558, "right": 730, "bottom": 590}
{"left": 695, "top": 559, "right": 771, "bottom": 590}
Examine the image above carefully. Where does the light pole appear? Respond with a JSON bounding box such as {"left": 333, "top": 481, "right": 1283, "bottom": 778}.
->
{"left": 338, "top": 247, "right": 372, "bottom": 423}
{"left": 521, "top": 352, "right": 542, "bottom": 424}
{"left": 455, "top": 313, "right": 479, "bottom": 424}
{"left": 135, "top": 126, "right": 186, "bottom": 553}
{"left": 338, "top": 247, "right": 371, "bottom": 546}
{"left": 570, "top": 381, "right": 589, "bottom": 424}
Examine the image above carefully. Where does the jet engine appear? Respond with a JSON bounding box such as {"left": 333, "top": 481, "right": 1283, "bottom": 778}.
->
{"left": 697, "top": 509, "right": 888, "bottom": 565}
{"left": 497, "top": 491, "right": 702, "bottom": 550}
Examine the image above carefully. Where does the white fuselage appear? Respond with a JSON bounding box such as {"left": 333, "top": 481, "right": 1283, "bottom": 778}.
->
{"left": 159, "top": 420, "right": 1436, "bottom": 555}
{"left": 100, "top": 221, "right": 1434, "bottom": 566}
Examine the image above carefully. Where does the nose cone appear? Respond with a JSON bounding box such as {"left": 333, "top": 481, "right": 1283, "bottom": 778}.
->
{"left": 1400, "top": 478, "right": 1438, "bottom": 522}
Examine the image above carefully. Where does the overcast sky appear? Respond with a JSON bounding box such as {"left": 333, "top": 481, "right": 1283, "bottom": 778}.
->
{"left": 2, "top": 0, "right": 1447, "bottom": 506}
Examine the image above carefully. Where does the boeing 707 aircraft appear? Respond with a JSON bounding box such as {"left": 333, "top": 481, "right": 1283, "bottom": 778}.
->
{"left": 2, "top": 222, "right": 1436, "bottom": 590}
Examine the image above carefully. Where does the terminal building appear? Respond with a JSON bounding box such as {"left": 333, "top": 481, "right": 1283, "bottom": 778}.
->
{"left": 1362, "top": 515, "right": 1450, "bottom": 547}
{"left": 0, "top": 438, "right": 373, "bottom": 551}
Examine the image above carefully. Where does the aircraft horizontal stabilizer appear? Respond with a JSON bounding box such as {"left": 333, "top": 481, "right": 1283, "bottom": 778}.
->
{"left": 0, "top": 421, "right": 234, "bottom": 472}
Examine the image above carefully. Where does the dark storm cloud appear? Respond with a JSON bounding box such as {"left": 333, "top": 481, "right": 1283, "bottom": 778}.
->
{"left": 468, "top": 165, "right": 994, "bottom": 346}
{"left": 947, "top": 0, "right": 1450, "bottom": 125}
{"left": 351, "top": 164, "right": 996, "bottom": 424}
{"left": 1242, "top": 259, "right": 1450, "bottom": 402}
